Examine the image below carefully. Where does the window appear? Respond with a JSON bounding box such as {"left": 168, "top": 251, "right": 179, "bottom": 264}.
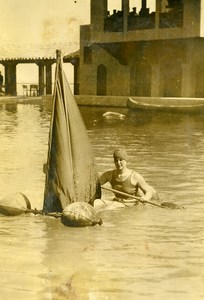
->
{"left": 84, "top": 47, "right": 92, "bottom": 64}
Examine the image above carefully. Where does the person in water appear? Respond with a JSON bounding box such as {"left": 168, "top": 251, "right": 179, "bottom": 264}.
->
{"left": 98, "top": 148, "right": 156, "bottom": 206}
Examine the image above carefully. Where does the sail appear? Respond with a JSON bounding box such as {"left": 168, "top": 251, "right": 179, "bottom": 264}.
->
{"left": 43, "top": 50, "right": 100, "bottom": 213}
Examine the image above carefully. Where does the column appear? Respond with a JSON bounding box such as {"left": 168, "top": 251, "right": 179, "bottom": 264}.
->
{"left": 71, "top": 57, "right": 79, "bottom": 95}
{"left": 38, "top": 63, "right": 45, "bottom": 96}
{"left": 140, "top": 0, "right": 147, "bottom": 16}
{"left": 4, "top": 62, "right": 17, "bottom": 96}
{"left": 45, "top": 62, "right": 52, "bottom": 95}
{"left": 91, "top": 0, "right": 107, "bottom": 31}
{"left": 122, "top": 0, "right": 129, "bottom": 32}
{"left": 155, "top": 0, "right": 161, "bottom": 29}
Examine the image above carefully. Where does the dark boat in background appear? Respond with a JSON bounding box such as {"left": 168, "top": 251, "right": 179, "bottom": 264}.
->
{"left": 127, "top": 97, "right": 204, "bottom": 113}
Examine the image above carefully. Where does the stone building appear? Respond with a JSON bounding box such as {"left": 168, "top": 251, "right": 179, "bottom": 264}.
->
{"left": 78, "top": 0, "right": 204, "bottom": 98}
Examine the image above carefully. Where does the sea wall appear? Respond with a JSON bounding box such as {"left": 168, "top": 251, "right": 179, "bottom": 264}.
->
{"left": 44, "top": 95, "right": 204, "bottom": 107}
{"left": 74, "top": 95, "right": 128, "bottom": 107}
{"left": 1, "top": 95, "right": 204, "bottom": 107}
{"left": 42, "top": 95, "right": 128, "bottom": 107}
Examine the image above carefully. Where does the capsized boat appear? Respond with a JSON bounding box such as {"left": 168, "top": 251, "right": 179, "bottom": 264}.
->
{"left": 43, "top": 50, "right": 101, "bottom": 214}
{"left": 127, "top": 97, "right": 204, "bottom": 113}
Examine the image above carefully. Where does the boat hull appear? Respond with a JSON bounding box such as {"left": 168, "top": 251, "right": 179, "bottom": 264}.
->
{"left": 127, "top": 97, "right": 204, "bottom": 113}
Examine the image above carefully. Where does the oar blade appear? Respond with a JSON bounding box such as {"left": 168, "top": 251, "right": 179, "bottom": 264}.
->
{"left": 161, "top": 202, "right": 184, "bottom": 209}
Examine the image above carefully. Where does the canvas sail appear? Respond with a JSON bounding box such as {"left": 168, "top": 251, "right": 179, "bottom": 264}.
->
{"left": 43, "top": 50, "right": 100, "bottom": 213}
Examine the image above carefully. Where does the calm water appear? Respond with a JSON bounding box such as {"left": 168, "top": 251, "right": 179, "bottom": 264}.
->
{"left": 0, "top": 102, "right": 204, "bottom": 300}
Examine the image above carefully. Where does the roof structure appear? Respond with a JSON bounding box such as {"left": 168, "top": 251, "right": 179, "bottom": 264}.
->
{"left": 0, "top": 42, "right": 79, "bottom": 61}
{"left": 64, "top": 49, "right": 80, "bottom": 62}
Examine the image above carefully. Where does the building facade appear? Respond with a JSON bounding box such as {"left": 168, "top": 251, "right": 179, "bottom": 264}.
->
{"left": 78, "top": 0, "right": 204, "bottom": 98}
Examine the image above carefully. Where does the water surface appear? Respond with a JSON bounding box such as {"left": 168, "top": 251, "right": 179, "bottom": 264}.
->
{"left": 0, "top": 102, "right": 204, "bottom": 300}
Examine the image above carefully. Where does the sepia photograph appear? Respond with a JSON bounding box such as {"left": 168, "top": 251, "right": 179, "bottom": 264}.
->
{"left": 0, "top": 1, "right": 204, "bottom": 299}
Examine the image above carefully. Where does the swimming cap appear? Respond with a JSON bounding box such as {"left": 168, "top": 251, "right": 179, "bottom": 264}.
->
{"left": 113, "top": 149, "right": 128, "bottom": 161}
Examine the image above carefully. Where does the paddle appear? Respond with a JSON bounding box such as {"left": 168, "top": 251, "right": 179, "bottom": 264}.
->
{"left": 101, "top": 186, "right": 184, "bottom": 209}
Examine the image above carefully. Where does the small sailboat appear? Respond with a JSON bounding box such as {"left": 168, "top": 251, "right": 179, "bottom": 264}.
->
{"left": 43, "top": 50, "right": 101, "bottom": 214}
{"left": 0, "top": 50, "right": 102, "bottom": 226}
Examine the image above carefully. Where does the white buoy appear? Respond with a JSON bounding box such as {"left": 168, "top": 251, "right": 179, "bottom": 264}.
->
{"left": 61, "top": 202, "right": 103, "bottom": 227}
{"left": 0, "top": 192, "right": 31, "bottom": 216}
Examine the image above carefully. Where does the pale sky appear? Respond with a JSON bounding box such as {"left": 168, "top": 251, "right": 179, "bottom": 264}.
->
{"left": 0, "top": 0, "right": 91, "bottom": 92}
{"left": 0, "top": 0, "right": 90, "bottom": 58}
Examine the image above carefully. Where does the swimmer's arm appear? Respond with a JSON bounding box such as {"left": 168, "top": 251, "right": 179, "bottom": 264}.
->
{"left": 132, "top": 172, "right": 155, "bottom": 201}
{"left": 99, "top": 170, "right": 113, "bottom": 185}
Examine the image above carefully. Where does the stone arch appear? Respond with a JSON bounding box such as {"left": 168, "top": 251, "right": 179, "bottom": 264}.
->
{"left": 97, "top": 64, "right": 107, "bottom": 95}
